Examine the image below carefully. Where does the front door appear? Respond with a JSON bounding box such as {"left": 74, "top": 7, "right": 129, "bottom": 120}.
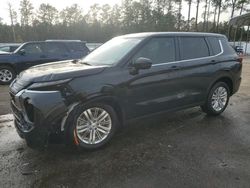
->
{"left": 15, "top": 43, "right": 49, "bottom": 72}
{"left": 122, "top": 37, "right": 184, "bottom": 119}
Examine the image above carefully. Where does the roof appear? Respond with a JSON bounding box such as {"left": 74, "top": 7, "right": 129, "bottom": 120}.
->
{"left": 229, "top": 13, "right": 250, "bottom": 27}
{"left": 24, "top": 40, "right": 86, "bottom": 44}
{"left": 121, "top": 32, "right": 225, "bottom": 38}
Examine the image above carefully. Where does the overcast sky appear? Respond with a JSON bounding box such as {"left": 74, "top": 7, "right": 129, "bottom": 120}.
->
{"left": 0, "top": 0, "right": 238, "bottom": 25}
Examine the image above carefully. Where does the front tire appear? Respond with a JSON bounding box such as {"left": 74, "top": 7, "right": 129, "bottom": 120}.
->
{"left": 65, "top": 103, "right": 118, "bottom": 150}
{"left": 0, "top": 65, "right": 16, "bottom": 85}
{"left": 201, "top": 82, "right": 230, "bottom": 116}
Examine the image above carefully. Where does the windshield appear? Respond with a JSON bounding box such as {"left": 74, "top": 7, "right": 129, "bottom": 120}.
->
{"left": 82, "top": 37, "right": 142, "bottom": 66}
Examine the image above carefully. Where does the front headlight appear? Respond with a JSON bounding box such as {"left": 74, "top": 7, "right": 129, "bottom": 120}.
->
{"left": 28, "top": 79, "right": 72, "bottom": 90}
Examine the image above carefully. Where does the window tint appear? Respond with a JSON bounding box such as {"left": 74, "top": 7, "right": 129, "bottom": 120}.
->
{"left": 179, "top": 37, "right": 209, "bottom": 60}
{"left": 44, "top": 43, "right": 68, "bottom": 55}
{"left": 207, "top": 37, "right": 221, "bottom": 55}
{"left": 65, "top": 42, "right": 89, "bottom": 55}
{"left": 10, "top": 46, "right": 19, "bottom": 52}
{"left": 22, "top": 43, "right": 43, "bottom": 55}
{"left": 220, "top": 38, "right": 236, "bottom": 55}
{"left": 133, "top": 37, "right": 175, "bottom": 64}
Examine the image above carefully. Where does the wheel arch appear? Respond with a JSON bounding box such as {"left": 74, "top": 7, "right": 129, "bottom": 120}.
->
{"left": 82, "top": 96, "right": 125, "bottom": 127}
{"left": 0, "top": 63, "right": 16, "bottom": 73}
{"left": 62, "top": 95, "right": 125, "bottom": 131}
{"left": 210, "top": 76, "right": 233, "bottom": 96}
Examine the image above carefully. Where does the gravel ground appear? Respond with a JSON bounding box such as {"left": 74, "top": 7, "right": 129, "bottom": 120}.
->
{"left": 0, "top": 85, "right": 10, "bottom": 115}
{"left": 0, "top": 59, "right": 249, "bottom": 188}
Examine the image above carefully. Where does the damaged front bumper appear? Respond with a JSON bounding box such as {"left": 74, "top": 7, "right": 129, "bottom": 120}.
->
{"left": 10, "top": 89, "right": 68, "bottom": 147}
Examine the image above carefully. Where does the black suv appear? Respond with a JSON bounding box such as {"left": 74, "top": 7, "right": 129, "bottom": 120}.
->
{"left": 0, "top": 40, "right": 89, "bottom": 84}
{"left": 9, "top": 32, "right": 242, "bottom": 150}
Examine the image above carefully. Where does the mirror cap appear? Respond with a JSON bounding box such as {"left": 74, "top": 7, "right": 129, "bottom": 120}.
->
{"left": 134, "top": 57, "right": 152, "bottom": 70}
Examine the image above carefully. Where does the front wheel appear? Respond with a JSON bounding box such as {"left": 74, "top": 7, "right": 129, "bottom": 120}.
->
{"left": 0, "top": 66, "right": 16, "bottom": 85}
{"left": 66, "top": 104, "right": 118, "bottom": 150}
{"left": 201, "top": 82, "right": 230, "bottom": 116}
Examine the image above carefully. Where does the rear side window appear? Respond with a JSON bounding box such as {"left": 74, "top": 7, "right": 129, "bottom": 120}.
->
{"left": 207, "top": 37, "right": 221, "bottom": 55}
{"left": 220, "top": 37, "right": 237, "bottom": 55}
{"left": 133, "top": 37, "right": 176, "bottom": 64}
{"left": 65, "top": 42, "right": 89, "bottom": 55}
{"left": 179, "top": 37, "right": 209, "bottom": 60}
{"left": 44, "top": 43, "right": 68, "bottom": 54}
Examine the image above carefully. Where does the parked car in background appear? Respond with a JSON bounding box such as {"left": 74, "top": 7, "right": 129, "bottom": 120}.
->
{"left": 0, "top": 40, "right": 90, "bottom": 84}
{"left": 0, "top": 50, "right": 11, "bottom": 54}
{"left": 0, "top": 43, "right": 21, "bottom": 53}
{"left": 233, "top": 45, "right": 244, "bottom": 55}
{"left": 9, "top": 32, "right": 242, "bottom": 150}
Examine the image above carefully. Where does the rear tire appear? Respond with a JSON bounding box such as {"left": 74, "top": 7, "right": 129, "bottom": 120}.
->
{"left": 65, "top": 103, "right": 118, "bottom": 150}
{"left": 0, "top": 65, "right": 16, "bottom": 85}
{"left": 201, "top": 82, "right": 230, "bottom": 116}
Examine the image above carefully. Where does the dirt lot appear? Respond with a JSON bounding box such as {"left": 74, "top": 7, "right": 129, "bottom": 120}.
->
{"left": 0, "top": 85, "right": 10, "bottom": 115}
{"left": 0, "top": 59, "right": 250, "bottom": 188}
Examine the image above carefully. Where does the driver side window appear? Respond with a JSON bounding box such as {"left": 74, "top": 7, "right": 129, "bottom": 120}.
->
{"left": 133, "top": 37, "right": 176, "bottom": 65}
{"left": 21, "top": 43, "right": 44, "bottom": 55}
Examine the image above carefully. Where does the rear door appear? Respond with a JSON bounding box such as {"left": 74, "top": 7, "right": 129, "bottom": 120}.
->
{"left": 176, "top": 36, "right": 216, "bottom": 104}
{"left": 44, "top": 42, "right": 70, "bottom": 62}
{"left": 65, "top": 42, "right": 90, "bottom": 59}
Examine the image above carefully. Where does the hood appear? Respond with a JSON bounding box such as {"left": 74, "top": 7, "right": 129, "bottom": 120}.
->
{"left": 10, "top": 60, "right": 106, "bottom": 94}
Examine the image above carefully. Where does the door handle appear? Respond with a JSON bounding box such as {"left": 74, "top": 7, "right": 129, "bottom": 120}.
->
{"left": 40, "top": 55, "right": 47, "bottom": 58}
{"left": 170, "top": 65, "right": 180, "bottom": 70}
{"left": 211, "top": 60, "right": 217, "bottom": 64}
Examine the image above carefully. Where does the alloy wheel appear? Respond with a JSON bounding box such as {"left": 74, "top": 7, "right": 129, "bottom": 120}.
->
{"left": 75, "top": 107, "right": 112, "bottom": 145}
{"left": 0, "top": 69, "right": 13, "bottom": 82}
{"left": 211, "top": 86, "right": 228, "bottom": 112}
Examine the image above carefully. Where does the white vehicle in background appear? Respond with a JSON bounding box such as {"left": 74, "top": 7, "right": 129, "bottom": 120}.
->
{"left": 0, "top": 43, "right": 21, "bottom": 53}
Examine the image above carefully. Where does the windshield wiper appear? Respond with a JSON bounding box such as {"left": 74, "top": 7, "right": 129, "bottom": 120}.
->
{"left": 81, "top": 62, "right": 92, "bottom": 66}
{"left": 72, "top": 59, "right": 92, "bottom": 66}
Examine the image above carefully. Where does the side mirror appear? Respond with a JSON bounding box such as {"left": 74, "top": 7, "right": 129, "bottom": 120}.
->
{"left": 18, "top": 49, "right": 25, "bottom": 56}
{"left": 134, "top": 57, "right": 152, "bottom": 69}
{"left": 129, "top": 57, "right": 152, "bottom": 75}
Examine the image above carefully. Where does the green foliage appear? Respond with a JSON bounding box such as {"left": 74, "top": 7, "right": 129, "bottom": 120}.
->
{"left": 20, "top": 0, "right": 34, "bottom": 26}
{"left": 0, "top": 0, "right": 249, "bottom": 43}
{"left": 37, "top": 3, "right": 58, "bottom": 24}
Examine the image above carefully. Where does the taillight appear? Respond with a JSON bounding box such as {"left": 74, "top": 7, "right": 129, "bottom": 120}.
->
{"left": 238, "top": 57, "right": 243, "bottom": 64}
{"left": 236, "top": 53, "right": 243, "bottom": 64}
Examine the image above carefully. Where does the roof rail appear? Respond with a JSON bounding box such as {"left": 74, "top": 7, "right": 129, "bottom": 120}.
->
{"left": 45, "top": 40, "right": 83, "bottom": 42}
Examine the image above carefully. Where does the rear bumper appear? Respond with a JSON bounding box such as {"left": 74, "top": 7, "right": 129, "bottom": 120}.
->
{"left": 10, "top": 89, "right": 68, "bottom": 147}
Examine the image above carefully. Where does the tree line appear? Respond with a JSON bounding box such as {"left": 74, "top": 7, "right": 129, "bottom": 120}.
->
{"left": 1, "top": 0, "right": 250, "bottom": 43}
